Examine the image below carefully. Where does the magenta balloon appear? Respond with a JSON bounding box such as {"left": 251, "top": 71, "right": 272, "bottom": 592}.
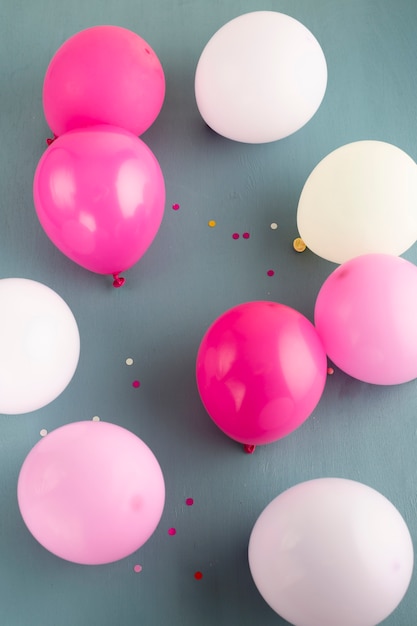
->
{"left": 17, "top": 421, "right": 165, "bottom": 565}
{"left": 196, "top": 301, "right": 327, "bottom": 445}
{"left": 33, "top": 125, "right": 165, "bottom": 276}
{"left": 43, "top": 25, "right": 165, "bottom": 137}
{"left": 314, "top": 254, "right": 417, "bottom": 385}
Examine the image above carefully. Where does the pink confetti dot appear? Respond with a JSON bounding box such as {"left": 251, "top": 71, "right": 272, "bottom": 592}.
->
{"left": 327, "top": 367, "right": 335, "bottom": 375}
{"left": 232, "top": 233, "right": 240, "bottom": 240}
{"left": 132, "top": 380, "right": 141, "bottom": 388}
{"left": 168, "top": 528, "right": 177, "bottom": 536}
{"left": 267, "top": 270, "right": 275, "bottom": 277}
{"left": 194, "top": 571, "right": 203, "bottom": 580}
{"left": 242, "top": 232, "right": 250, "bottom": 239}
{"left": 172, "top": 203, "right": 180, "bottom": 210}
{"left": 133, "top": 564, "right": 142, "bottom": 573}
{"left": 185, "top": 498, "right": 194, "bottom": 506}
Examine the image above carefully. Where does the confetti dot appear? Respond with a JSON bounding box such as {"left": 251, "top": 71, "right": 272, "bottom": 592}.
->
{"left": 293, "top": 237, "right": 307, "bottom": 253}
{"left": 125, "top": 357, "right": 134, "bottom": 366}
{"left": 242, "top": 232, "right": 250, "bottom": 239}
{"left": 194, "top": 571, "right": 203, "bottom": 580}
{"left": 208, "top": 220, "right": 216, "bottom": 228}
{"left": 327, "top": 367, "right": 335, "bottom": 375}
{"left": 40, "top": 429, "right": 48, "bottom": 437}
{"left": 185, "top": 498, "right": 194, "bottom": 506}
{"left": 232, "top": 233, "right": 240, "bottom": 240}
{"left": 132, "top": 380, "right": 141, "bottom": 388}
{"left": 92, "top": 416, "right": 100, "bottom": 422}
{"left": 270, "top": 222, "right": 278, "bottom": 230}
{"left": 133, "top": 564, "right": 142, "bottom": 573}
{"left": 267, "top": 269, "right": 275, "bottom": 277}
{"left": 168, "top": 528, "right": 177, "bottom": 536}
{"left": 172, "top": 203, "right": 180, "bottom": 211}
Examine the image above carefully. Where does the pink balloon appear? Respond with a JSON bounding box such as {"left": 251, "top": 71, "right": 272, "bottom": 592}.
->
{"left": 314, "top": 254, "right": 417, "bottom": 384}
{"left": 33, "top": 125, "right": 165, "bottom": 279}
{"left": 17, "top": 421, "right": 165, "bottom": 565}
{"left": 43, "top": 25, "right": 165, "bottom": 137}
{"left": 196, "top": 301, "right": 327, "bottom": 445}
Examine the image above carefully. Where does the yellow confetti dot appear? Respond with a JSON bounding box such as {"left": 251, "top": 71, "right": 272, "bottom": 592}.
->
{"left": 208, "top": 220, "right": 217, "bottom": 228}
{"left": 293, "top": 237, "right": 307, "bottom": 253}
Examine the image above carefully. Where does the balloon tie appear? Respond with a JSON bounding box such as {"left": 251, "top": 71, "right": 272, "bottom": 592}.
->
{"left": 112, "top": 273, "right": 125, "bottom": 288}
{"left": 46, "top": 135, "right": 57, "bottom": 146}
{"left": 243, "top": 444, "right": 256, "bottom": 454}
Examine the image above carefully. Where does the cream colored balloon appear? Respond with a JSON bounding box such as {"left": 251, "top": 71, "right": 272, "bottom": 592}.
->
{"left": 195, "top": 11, "right": 327, "bottom": 143}
{"left": 297, "top": 140, "right": 417, "bottom": 264}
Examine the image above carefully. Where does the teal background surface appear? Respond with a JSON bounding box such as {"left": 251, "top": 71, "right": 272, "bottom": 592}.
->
{"left": 1, "top": 1, "right": 417, "bottom": 624}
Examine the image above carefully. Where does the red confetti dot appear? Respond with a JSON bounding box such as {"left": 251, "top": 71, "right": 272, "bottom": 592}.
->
{"left": 267, "top": 269, "right": 275, "bottom": 277}
{"left": 185, "top": 498, "right": 194, "bottom": 506}
{"left": 327, "top": 367, "right": 334, "bottom": 375}
{"left": 242, "top": 232, "right": 250, "bottom": 239}
{"left": 232, "top": 233, "right": 240, "bottom": 239}
{"left": 172, "top": 203, "right": 180, "bottom": 210}
{"left": 194, "top": 571, "right": 203, "bottom": 580}
{"left": 168, "top": 527, "right": 177, "bottom": 536}
{"left": 132, "top": 380, "right": 141, "bottom": 388}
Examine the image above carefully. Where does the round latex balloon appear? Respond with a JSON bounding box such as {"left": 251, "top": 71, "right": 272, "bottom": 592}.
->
{"left": 0, "top": 278, "right": 79, "bottom": 414}
{"left": 248, "top": 478, "right": 413, "bottom": 626}
{"left": 196, "top": 301, "right": 327, "bottom": 445}
{"left": 297, "top": 140, "right": 417, "bottom": 264}
{"left": 17, "top": 421, "right": 165, "bottom": 565}
{"left": 43, "top": 25, "right": 165, "bottom": 137}
{"left": 314, "top": 254, "right": 417, "bottom": 385}
{"left": 195, "top": 11, "right": 327, "bottom": 143}
{"left": 33, "top": 125, "right": 165, "bottom": 282}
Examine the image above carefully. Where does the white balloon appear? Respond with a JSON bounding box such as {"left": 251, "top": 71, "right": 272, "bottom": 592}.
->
{"left": 0, "top": 278, "right": 80, "bottom": 414}
{"left": 248, "top": 478, "right": 413, "bottom": 626}
{"left": 297, "top": 140, "right": 417, "bottom": 264}
{"left": 195, "top": 11, "right": 327, "bottom": 143}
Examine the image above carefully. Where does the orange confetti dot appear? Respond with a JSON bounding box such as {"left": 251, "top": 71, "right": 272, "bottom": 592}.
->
{"left": 293, "top": 237, "right": 307, "bottom": 253}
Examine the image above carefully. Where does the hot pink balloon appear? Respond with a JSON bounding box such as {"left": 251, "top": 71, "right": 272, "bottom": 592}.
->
{"left": 17, "top": 421, "right": 165, "bottom": 565}
{"left": 314, "top": 253, "right": 417, "bottom": 385}
{"left": 43, "top": 25, "right": 165, "bottom": 137}
{"left": 196, "top": 301, "right": 327, "bottom": 446}
{"left": 33, "top": 125, "right": 165, "bottom": 284}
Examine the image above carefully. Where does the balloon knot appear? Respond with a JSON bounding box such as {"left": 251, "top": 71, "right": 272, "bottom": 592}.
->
{"left": 112, "top": 273, "right": 125, "bottom": 288}
{"left": 46, "top": 135, "right": 57, "bottom": 146}
{"left": 243, "top": 444, "right": 256, "bottom": 454}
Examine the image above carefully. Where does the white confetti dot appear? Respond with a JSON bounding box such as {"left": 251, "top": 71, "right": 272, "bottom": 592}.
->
{"left": 40, "top": 429, "right": 48, "bottom": 437}
{"left": 92, "top": 416, "right": 100, "bottom": 422}
{"left": 126, "top": 357, "right": 134, "bottom": 366}
{"left": 270, "top": 222, "right": 278, "bottom": 230}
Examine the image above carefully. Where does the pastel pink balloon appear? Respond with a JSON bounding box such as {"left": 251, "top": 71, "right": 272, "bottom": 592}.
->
{"left": 43, "top": 25, "right": 165, "bottom": 137}
{"left": 314, "top": 254, "right": 417, "bottom": 384}
{"left": 17, "top": 421, "right": 165, "bottom": 565}
{"left": 196, "top": 301, "right": 327, "bottom": 445}
{"left": 33, "top": 125, "right": 165, "bottom": 277}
